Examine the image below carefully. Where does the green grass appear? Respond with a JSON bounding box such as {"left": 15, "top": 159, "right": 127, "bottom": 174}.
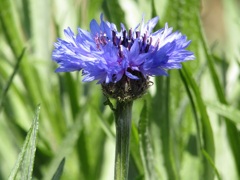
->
{"left": 0, "top": 0, "right": 240, "bottom": 179}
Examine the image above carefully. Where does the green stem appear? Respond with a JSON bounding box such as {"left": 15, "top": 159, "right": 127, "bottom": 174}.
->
{"left": 114, "top": 100, "right": 133, "bottom": 180}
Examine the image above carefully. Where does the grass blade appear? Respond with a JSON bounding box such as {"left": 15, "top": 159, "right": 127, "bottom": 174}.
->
{"left": 8, "top": 105, "right": 40, "bottom": 180}
{"left": 198, "top": 16, "right": 240, "bottom": 178}
{"left": 138, "top": 101, "right": 155, "bottom": 180}
{"left": 0, "top": 48, "right": 26, "bottom": 113}
{"left": 102, "top": 0, "right": 125, "bottom": 27}
{"left": 180, "top": 66, "right": 215, "bottom": 179}
{"left": 0, "top": 0, "right": 24, "bottom": 57}
{"left": 151, "top": 76, "right": 178, "bottom": 179}
{"left": 202, "top": 150, "right": 222, "bottom": 180}
{"left": 43, "top": 107, "right": 85, "bottom": 180}
{"left": 207, "top": 102, "right": 240, "bottom": 124}
{"left": 130, "top": 122, "right": 144, "bottom": 176}
{"left": 51, "top": 158, "right": 65, "bottom": 180}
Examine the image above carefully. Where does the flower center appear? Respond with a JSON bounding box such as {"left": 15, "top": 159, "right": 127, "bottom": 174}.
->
{"left": 111, "top": 29, "right": 153, "bottom": 57}
{"left": 94, "top": 32, "right": 108, "bottom": 50}
{"left": 94, "top": 28, "right": 153, "bottom": 57}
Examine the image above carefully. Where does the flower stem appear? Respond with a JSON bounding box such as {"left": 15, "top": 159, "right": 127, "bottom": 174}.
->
{"left": 114, "top": 100, "right": 133, "bottom": 180}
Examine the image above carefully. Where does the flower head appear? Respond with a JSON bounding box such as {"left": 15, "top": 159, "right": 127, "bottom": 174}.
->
{"left": 52, "top": 14, "right": 195, "bottom": 101}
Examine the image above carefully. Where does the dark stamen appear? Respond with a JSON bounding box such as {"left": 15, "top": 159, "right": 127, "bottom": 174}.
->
{"left": 129, "top": 28, "right": 132, "bottom": 40}
{"left": 100, "top": 33, "right": 107, "bottom": 45}
{"left": 143, "top": 33, "right": 147, "bottom": 44}
{"left": 144, "top": 45, "right": 149, "bottom": 53}
{"left": 94, "top": 34, "right": 100, "bottom": 49}
{"left": 144, "top": 37, "right": 152, "bottom": 52}
{"left": 127, "top": 40, "right": 132, "bottom": 50}
{"left": 118, "top": 37, "right": 123, "bottom": 46}
{"left": 136, "top": 31, "right": 140, "bottom": 38}
{"left": 149, "top": 37, "right": 152, "bottom": 45}
{"left": 122, "top": 30, "right": 126, "bottom": 39}
{"left": 112, "top": 31, "right": 117, "bottom": 46}
{"left": 119, "top": 46, "right": 124, "bottom": 58}
{"left": 122, "top": 30, "right": 127, "bottom": 46}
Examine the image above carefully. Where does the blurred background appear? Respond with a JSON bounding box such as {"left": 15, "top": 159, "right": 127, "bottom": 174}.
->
{"left": 0, "top": 0, "right": 240, "bottom": 179}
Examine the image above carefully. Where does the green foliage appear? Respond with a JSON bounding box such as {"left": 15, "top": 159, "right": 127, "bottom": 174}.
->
{"left": 0, "top": 48, "right": 26, "bottom": 113}
{"left": 138, "top": 101, "right": 155, "bottom": 180}
{"left": 0, "top": 0, "right": 240, "bottom": 179}
{"left": 8, "top": 105, "right": 40, "bottom": 180}
{"left": 51, "top": 158, "right": 65, "bottom": 180}
{"left": 207, "top": 102, "right": 240, "bottom": 124}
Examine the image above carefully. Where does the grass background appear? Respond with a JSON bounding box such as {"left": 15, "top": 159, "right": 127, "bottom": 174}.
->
{"left": 0, "top": 0, "right": 240, "bottom": 179}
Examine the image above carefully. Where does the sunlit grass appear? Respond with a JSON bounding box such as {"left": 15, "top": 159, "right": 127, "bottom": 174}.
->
{"left": 0, "top": 0, "right": 240, "bottom": 179}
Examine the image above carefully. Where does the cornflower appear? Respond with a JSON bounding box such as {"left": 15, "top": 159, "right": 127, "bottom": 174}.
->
{"left": 52, "top": 14, "right": 194, "bottom": 180}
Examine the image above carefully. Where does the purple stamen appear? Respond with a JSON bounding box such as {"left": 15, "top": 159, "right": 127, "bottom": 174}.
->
{"left": 144, "top": 37, "right": 152, "bottom": 52}
{"left": 112, "top": 31, "right": 117, "bottom": 46}
{"left": 129, "top": 28, "right": 132, "bottom": 40}
{"left": 136, "top": 31, "right": 140, "bottom": 38}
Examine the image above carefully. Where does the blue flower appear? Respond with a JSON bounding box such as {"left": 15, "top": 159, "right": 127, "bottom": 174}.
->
{"left": 52, "top": 14, "right": 194, "bottom": 84}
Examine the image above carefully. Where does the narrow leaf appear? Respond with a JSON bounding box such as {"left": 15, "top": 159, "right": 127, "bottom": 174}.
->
{"left": 43, "top": 107, "right": 85, "bottom": 180}
{"left": 51, "top": 158, "right": 66, "bottom": 180}
{"left": 150, "top": 76, "right": 178, "bottom": 179}
{"left": 180, "top": 66, "right": 215, "bottom": 179}
{"left": 207, "top": 102, "right": 240, "bottom": 124}
{"left": 198, "top": 14, "right": 240, "bottom": 177}
{"left": 101, "top": 0, "right": 125, "bottom": 27}
{"left": 0, "top": 0, "right": 24, "bottom": 57}
{"left": 92, "top": 101, "right": 115, "bottom": 140}
{"left": 0, "top": 48, "right": 26, "bottom": 113}
{"left": 130, "top": 122, "right": 144, "bottom": 176}
{"left": 138, "top": 101, "right": 155, "bottom": 180}
{"left": 8, "top": 105, "right": 40, "bottom": 180}
{"left": 202, "top": 150, "right": 222, "bottom": 180}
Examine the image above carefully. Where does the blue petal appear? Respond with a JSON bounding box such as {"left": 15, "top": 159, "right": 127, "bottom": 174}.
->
{"left": 64, "top": 27, "right": 75, "bottom": 43}
{"left": 129, "top": 40, "right": 140, "bottom": 57}
{"left": 100, "top": 14, "right": 112, "bottom": 39}
{"left": 141, "top": 16, "right": 159, "bottom": 35}
{"left": 125, "top": 71, "right": 139, "bottom": 79}
{"left": 121, "top": 23, "right": 126, "bottom": 31}
{"left": 90, "top": 19, "right": 101, "bottom": 36}
{"left": 161, "top": 63, "right": 182, "bottom": 69}
{"left": 145, "top": 16, "right": 159, "bottom": 33}
{"left": 77, "top": 28, "right": 92, "bottom": 42}
{"left": 52, "top": 14, "right": 195, "bottom": 83}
